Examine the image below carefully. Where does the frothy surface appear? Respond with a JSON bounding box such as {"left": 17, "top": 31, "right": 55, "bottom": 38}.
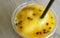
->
{"left": 14, "top": 4, "right": 55, "bottom": 38}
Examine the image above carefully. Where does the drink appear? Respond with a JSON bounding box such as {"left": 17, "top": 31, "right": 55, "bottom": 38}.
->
{"left": 13, "top": 4, "right": 55, "bottom": 38}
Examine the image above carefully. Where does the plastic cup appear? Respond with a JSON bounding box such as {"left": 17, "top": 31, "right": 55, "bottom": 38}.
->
{"left": 11, "top": 0, "right": 57, "bottom": 38}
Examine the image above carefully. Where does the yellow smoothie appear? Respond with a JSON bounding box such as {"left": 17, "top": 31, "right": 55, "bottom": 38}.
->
{"left": 14, "top": 4, "right": 55, "bottom": 38}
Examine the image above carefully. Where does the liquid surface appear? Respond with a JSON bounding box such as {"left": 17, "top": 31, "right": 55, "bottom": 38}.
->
{"left": 14, "top": 4, "right": 55, "bottom": 38}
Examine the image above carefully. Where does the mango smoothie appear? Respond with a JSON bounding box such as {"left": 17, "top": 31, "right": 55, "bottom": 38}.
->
{"left": 14, "top": 4, "right": 55, "bottom": 38}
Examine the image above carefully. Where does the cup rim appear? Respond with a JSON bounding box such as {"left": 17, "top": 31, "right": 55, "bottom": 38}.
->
{"left": 11, "top": 1, "right": 58, "bottom": 38}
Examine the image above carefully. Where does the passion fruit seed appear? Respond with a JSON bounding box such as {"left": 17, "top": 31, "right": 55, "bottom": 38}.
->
{"left": 47, "top": 31, "right": 49, "bottom": 33}
{"left": 51, "top": 16, "right": 53, "bottom": 18}
{"left": 36, "top": 32, "right": 42, "bottom": 35}
{"left": 33, "top": 13, "right": 36, "bottom": 16}
{"left": 27, "top": 17, "right": 33, "bottom": 20}
{"left": 49, "top": 27, "right": 51, "bottom": 29}
{"left": 39, "top": 32, "right": 42, "bottom": 34}
{"left": 43, "top": 29, "right": 46, "bottom": 31}
{"left": 43, "top": 29, "right": 47, "bottom": 34}
{"left": 46, "top": 23, "right": 49, "bottom": 26}
{"left": 20, "top": 26, "right": 23, "bottom": 29}
{"left": 39, "top": 9, "right": 41, "bottom": 11}
{"left": 15, "top": 23, "right": 17, "bottom": 25}
{"left": 18, "top": 21, "right": 22, "bottom": 24}
{"left": 36, "top": 32, "right": 39, "bottom": 35}
{"left": 43, "top": 31, "right": 46, "bottom": 34}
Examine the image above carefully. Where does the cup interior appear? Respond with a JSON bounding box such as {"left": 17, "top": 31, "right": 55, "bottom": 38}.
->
{"left": 11, "top": 1, "right": 57, "bottom": 38}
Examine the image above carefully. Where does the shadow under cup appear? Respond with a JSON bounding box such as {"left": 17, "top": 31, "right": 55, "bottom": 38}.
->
{"left": 11, "top": 1, "right": 57, "bottom": 38}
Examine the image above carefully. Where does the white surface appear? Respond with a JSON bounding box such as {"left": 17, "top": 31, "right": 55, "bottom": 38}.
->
{"left": 0, "top": 0, "right": 60, "bottom": 38}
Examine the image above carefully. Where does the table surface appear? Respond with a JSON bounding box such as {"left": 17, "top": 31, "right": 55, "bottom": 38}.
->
{"left": 0, "top": 0, "right": 60, "bottom": 38}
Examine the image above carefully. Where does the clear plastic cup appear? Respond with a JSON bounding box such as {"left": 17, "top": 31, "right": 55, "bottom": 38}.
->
{"left": 11, "top": 0, "right": 57, "bottom": 38}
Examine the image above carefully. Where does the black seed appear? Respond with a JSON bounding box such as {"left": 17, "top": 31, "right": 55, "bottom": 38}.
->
{"left": 43, "top": 31, "right": 46, "bottom": 34}
{"left": 33, "top": 13, "right": 36, "bottom": 16}
{"left": 18, "top": 23, "right": 20, "bottom": 24}
{"left": 20, "top": 21, "right": 22, "bottom": 23}
{"left": 49, "top": 27, "right": 51, "bottom": 29}
{"left": 51, "top": 16, "right": 53, "bottom": 18}
{"left": 27, "top": 17, "right": 30, "bottom": 19}
{"left": 47, "top": 31, "right": 49, "bottom": 33}
{"left": 15, "top": 23, "right": 17, "bottom": 25}
{"left": 46, "top": 23, "right": 49, "bottom": 26}
{"left": 20, "top": 26, "right": 22, "bottom": 29}
{"left": 36, "top": 32, "right": 39, "bottom": 35}
{"left": 18, "top": 21, "right": 22, "bottom": 24}
{"left": 39, "top": 32, "right": 42, "bottom": 34}
{"left": 43, "top": 29, "right": 46, "bottom": 31}
{"left": 27, "top": 17, "right": 33, "bottom": 20}
{"left": 39, "top": 9, "right": 41, "bottom": 11}
{"left": 43, "top": 29, "right": 46, "bottom": 34}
